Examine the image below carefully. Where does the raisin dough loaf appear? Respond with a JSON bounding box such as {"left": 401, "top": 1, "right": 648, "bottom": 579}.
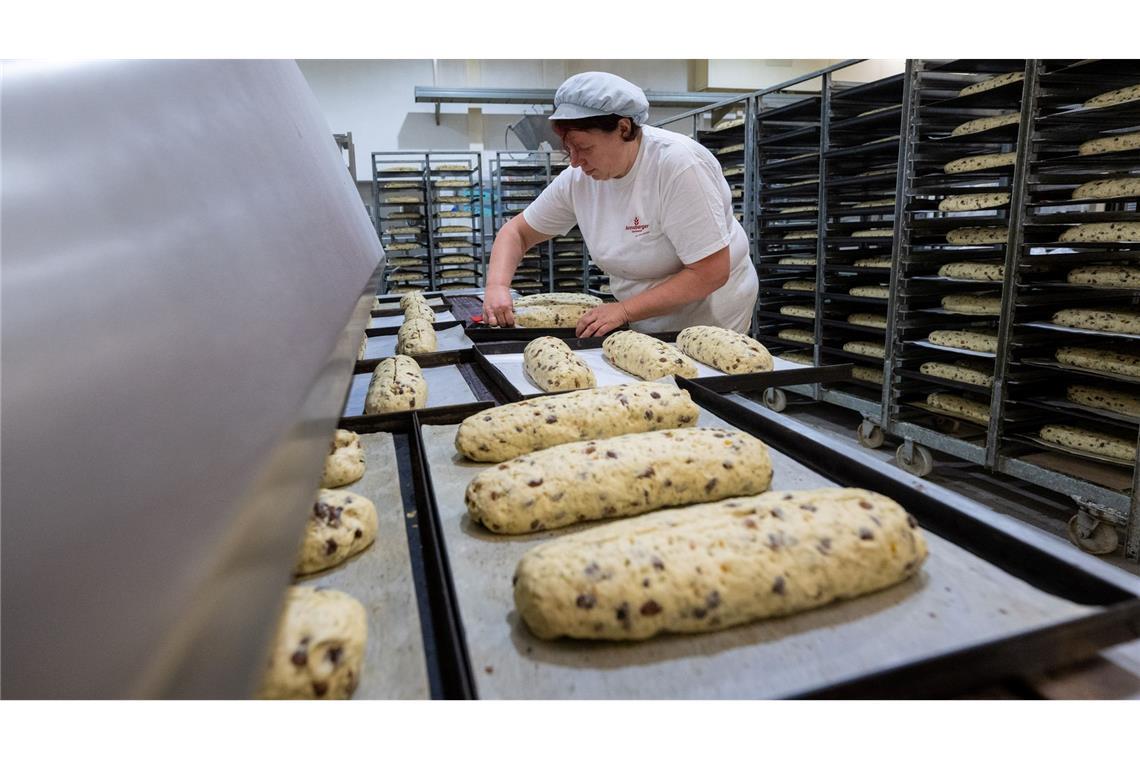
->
{"left": 852, "top": 366, "right": 885, "bottom": 383}
{"left": 1083, "top": 83, "right": 1140, "bottom": 109}
{"left": 513, "top": 488, "right": 928, "bottom": 641}
{"left": 928, "top": 329, "right": 998, "bottom": 353}
{"left": 783, "top": 231, "right": 818, "bottom": 240}
{"left": 515, "top": 293, "right": 602, "bottom": 309}
{"left": 938, "top": 262, "right": 1004, "bottom": 281}
{"left": 258, "top": 586, "right": 367, "bottom": 699}
{"left": 321, "top": 429, "right": 365, "bottom": 488}
{"left": 1071, "top": 177, "right": 1140, "bottom": 201}
{"left": 851, "top": 230, "right": 893, "bottom": 240}
{"left": 926, "top": 392, "right": 991, "bottom": 425}
{"left": 676, "top": 326, "right": 773, "bottom": 374}
{"left": 851, "top": 198, "right": 896, "bottom": 209}
{"left": 853, "top": 257, "right": 892, "bottom": 268}
{"left": 1052, "top": 308, "right": 1140, "bottom": 334}
{"left": 943, "top": 152, "right": 1016, "bottom": 174}
{"left": 357, "top": 334, "right": 368, "bottom": 361}
{"left": 920, "top": 360, "right": 994, "bottom": 387}
{"left": 850, "top": 285, "right": 889, "bottom": 298}
{"left": 783, "top": 280, "right": 816, "bottom": 291}
{"left": 959, "top": 71, "right": 1024, "bottom": 97}
{"left": 1079, "top": 132, "right": 1140, "bottom": 156}
{"left": 1067, "top": 265, "right": 1140, "bottom": 288}
{"left": 847, "top": 313, "right": 887, "bottom": 329}
{"left": 602, "top": 331, "right": 699, "bottom": 380}
{"left": 466, "top": 428, "right": 773, "bottom": 534}
{"left": 454, "top": 382, "right": 700, "bottom": 462}
{"left": 938, "top": 193, "right": 1011, "bottom": 212}
{"left": 781, "top": 351, "right": 814, "bottom": 365}
{"left": 399, "top": 291, "right": 426, "bottom": 310}
{"left": 780, "top": 305, "right": 816, "bottom": 318}
{"left": 396, "top": 317, "right": 437, "bottom": 355}
{"left": 951, "top": 112, "right": 1020, "bottom": 137}
{"left": 1059, "top": 222, "right": 1140, "bottom": 244}
{"left": 365, "top": 355, "right": 427, "bottom": 414}
{"left": 296, "top": 490, "right": 379, "bottom": 575}
{"left": 777, "top": 328, "right": 815, "bottom": 345}
{"left": 1066, "top": 384, "right": 1140, "bottom": 417}
{"left": 514, "top": 304, "right": 592, "bottom": 328}
{"left": 1040, "top": 425, "right": 1136, "bottom": 461}
{"left": 778, "top": 257, "right": 816, "bottom": 265}
{"left": 1056, "top": 346, "right": 1140, "bottom": 377}
{"left": 942, "top": 294, "right": 1002, "bottom": 315}
{"left": 843, "top": 341, "right": 885, "bottom": 359}
{"left": 946, "top": 227, "right": 1007, "bottom": 245}
{"left": 403, "top": 300, "right": 435, "bottom": 323}
{"left": 523, "top": 336, "right": 596, "bottom": 392}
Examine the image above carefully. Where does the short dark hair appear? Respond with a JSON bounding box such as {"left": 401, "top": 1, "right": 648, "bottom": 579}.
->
{"left": 552, "top": 114, "right": 640, "bottom": 143}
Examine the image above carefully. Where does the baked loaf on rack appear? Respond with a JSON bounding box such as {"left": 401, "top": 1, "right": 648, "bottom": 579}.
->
{"left": 602, "top": 331, "right": 699, "bottom": 380}
{"left": 780, "top": 305, "right": 816, "bottom": 318}
{"left": 938, "top": 262, "right": 1005, "bottom": 281}
{"left": 1079, "top": 132, "right": 1140, "bottom": 156}
{"left": 523, "top": 336, "right": 596, "bottom": 392}
{"left": 943, "top": 152, "right": 1016, "bottom": 174}
{"left": 777, "top": 328, "right": 815, "bottom": 345}
{"left": 465, "top": 428, "right": 773, "bottom": 534}
{"left": 513, "top": 488, "right": 928, "bottom": 640}
{"left": 847, "top": 313, "right": 887, "bottom": 329}
{"left": 843, "top": 341, "right": 885, "bottom": 359}
{"left": 365, "top": 355, "right": 427, "bottom": 414}
{"left": 454, "top": 382, "right": 700, "bottom": 463}
{"left": 676, "top": 326, "right": 773, "bottom": 374}
{"left": 1082, "top": 83, "right": 1140, "bottom": 109}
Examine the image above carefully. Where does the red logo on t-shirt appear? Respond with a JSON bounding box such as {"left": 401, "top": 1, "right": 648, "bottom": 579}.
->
{"left": 625, "top": 215, "right": 650, "bottom": 235}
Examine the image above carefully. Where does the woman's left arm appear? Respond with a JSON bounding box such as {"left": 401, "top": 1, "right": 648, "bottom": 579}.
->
{"left": 575, "top": 247, "right": 729, "bottom": 338}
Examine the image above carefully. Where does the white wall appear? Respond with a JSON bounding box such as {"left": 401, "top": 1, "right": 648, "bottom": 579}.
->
{"left": 700, "top": 59, "right": 905, "bottom": 91}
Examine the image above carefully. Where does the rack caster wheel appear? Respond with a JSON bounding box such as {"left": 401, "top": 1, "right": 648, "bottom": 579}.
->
{"left": 1067, "top": 513, "right": 1118, "bottom": 555}
{"left": 762, "top": 387, "right": 788, "bottom": 412}
{"left": 857, "top": 422, "right": 885, "bottom": 449}
{"left": 933, "top": 416, "right": 961, "bottom": 434}
{"left": 896, "top": 443, "right": 933, "bottom": 477}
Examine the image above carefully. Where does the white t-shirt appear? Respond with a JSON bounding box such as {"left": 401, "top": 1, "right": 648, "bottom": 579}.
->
{"left": 523, "top": 124, "right": 758, "bottom": 333}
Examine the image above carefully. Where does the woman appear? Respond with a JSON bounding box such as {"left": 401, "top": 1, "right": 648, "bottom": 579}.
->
{"left": 482, "top": 71, "right": 758, "bottom": 338}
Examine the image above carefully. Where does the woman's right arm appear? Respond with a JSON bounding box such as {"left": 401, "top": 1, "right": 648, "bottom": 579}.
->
{"left": 482, "top": 214, "right": 552, "bottom": 327}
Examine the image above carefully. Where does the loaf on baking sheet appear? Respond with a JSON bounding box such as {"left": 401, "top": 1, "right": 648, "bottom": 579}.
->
{"left": 958, "top": 71, "right": 1023, "bottom": 97}
{"left": 515, "top": 293, "right": 602, "bottom": 309}
{"left": 602, "top": 331, "right": 699, "bottom": 380}
{"left": 296, "top": 489, "right": 379, "bottom": 575}
{"left": 1040, "top": 425, "right": 1136, "bottom": 461}
{"left": 403, "top": 301, "right": 435, "bottom": 323}
{"left": 939, "top": 262, "right": 1004, "bottom": 281}
{"left": 1056, "top": 346, "right": 1140, "bottom": 378}
{"left": 1066, "top": 265, "right": 1140, "bottom": 288}
{"left": 926, "top": 392, "right": 990, "bottom": 425}
{"left": 778, "top": 257, "right": 816, "bottom": 265}
{"left": 365, "top": 355, "right": 427, "bottom": 414}
{"left": 1082, "top": 83, "right": 1140, "bottom": 109}
{"left": 513, "top": 488, "right": 928, "bottom": 640}
{"left": 514, "top": 304, "right": 592, "bottom": 328}
{"left": 950, "top": 112, "right": 1019, "bottom": 137}
{"left": 853, "top": 257, "right": 892, "bottom": 267}
{"left": 847, "top": 313, "right": 887, "bottom": 329}
{"left": 1079, "top": 132, "right": 1140, "bottom": 156}
{"left": 523, "top": 336, "right": 596, "bottom": 392}
{"left": 942, "top": 294, "right": 1002, "bottom": 315}
{"left": 782, "top": 280, "right": 816, "bottom": 291}
{"left": 943, "top": 152, "right": 1016, "bottom": 174}
{"left": 920, "top": 360, "right": 994, "bottom": 388}
{"left": 780, "top": 305, "right": 816, "bottom": 318}
{"left": 1059, "top": 222, "right": 1140, "bottom": 244}
{"left": 1071, "top": 177, "right": 1140, "bottom": 201}
{"left": 849, "top": 285, "right": 889, "bottom": 298}
{"left": 843, "top": 341, "right": 885, "bottom": 359}
{"left": 1066, "top": 384, "right": 1140, "bottom": 418}
{"left": 938, "top": 193, "right": 1011, "bottom": 212}
{"left": 321, "top": 429, "right": 365, "bottom": 488}
{"left": 852, "top": 366, "right": 885, "bottom": 384}
{"left": 946, "top": 227, "right": 1007, "bottom": 245}
{"left": 777, "top": 328, "right": 815, "bottom": 345}
{"left": 928, "top": 329, "right": 998, "bottom": 353}
{"left": 396, "top": 317, "right": 437, "bottom": 355}
{"left": 399, "top": 291, "right": 426, "bottom": 311}
{"left": 454, "top": 382, "right": 700, "bottom": 462}
{"left": 466, "top": 428, "right": 773, "bottom": 534}
{"left": 1051, "top": 308, "right": 1140, "bottom": 335}
{"left": 676, "top": 326, "right": 773, "bottom": 374}
{"left": 781, "top": 351, "right": 814, "bottom": 365}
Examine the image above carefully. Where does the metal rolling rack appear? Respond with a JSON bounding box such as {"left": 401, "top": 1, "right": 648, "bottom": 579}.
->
{"left": 373, "top": 151, "right": 432, "bottom": 293}
{"left": 490, "top": 151, "right": 553, "bottom": 295}
{"left": 429, "top": 152, "right": 485, "bottom": 293}
{"left": 989, "top": 59, "right": 1140, "bottom": 560}
{"left": 882, "top": 59, "right": 1030, "bottom": 477}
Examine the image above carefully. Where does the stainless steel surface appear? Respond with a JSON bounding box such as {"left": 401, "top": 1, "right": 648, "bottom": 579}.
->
{"left": 421, "top": 407, "right": 1097, "bottom": 698}
{"left": 1, "top": 60, "right": 381, "bottom": 697}
{"left": 415, "top": 85, "right": 745, "bottom": 108}
{"left": 298, "top": 433, "right": 430, "bottom": 699}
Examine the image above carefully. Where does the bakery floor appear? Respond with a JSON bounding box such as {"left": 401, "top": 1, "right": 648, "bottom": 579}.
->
{"left": 777, "top": 396, "right": 1140, "bottom": 699}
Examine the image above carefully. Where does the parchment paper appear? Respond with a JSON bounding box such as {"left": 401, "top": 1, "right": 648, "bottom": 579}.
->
{"left": 371, "top": 310, "right": 457, "bottom": 329}
{"left": 363, "top": 325, "right": 473, "bottom": 360}
{"left": 344, "top": 365, "right": 479, "bottom": 416}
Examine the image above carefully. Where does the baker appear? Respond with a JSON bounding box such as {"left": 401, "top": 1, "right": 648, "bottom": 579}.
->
{"left": 482, "top": 71, "right": 759, "bottom": 338}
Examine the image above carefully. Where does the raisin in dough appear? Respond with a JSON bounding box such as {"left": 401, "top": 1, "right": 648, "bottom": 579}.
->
{"left": 1052, "top": 308, "right": 1140, "bottom": 335}
{"left": 321, "top": 429, "right": 365, "bottom": 488}
{"left": 513, "top": 488, "right": 927, "bottom": 641}
{"left": 466, "top": 428, "right": 773, "bottom": 534}
{"left": 523, "top": 336, "right": 596, "bottom": 392}
{"left": 454, "top": 382, "right": 701, "bottom": 463}
{"left": 602, "top": 331, "right": 698, "bottom": 380}
{"left": 258, "top": 586, "right": 367, "bottom": 699}
{"left": 926, "top": 392, "right": 991, "bottom": 425}
{"left": 1056, "top": 346, "right": 1140, "bottom": 378}
{"left": 365, "top": 355, "right": 427, "bottom": 414}
{"left": 676, "top": 326, "right": 773, "bottom": 374}
{"left": 1079, "top": 132, "right": 1140, "bottom": 156}
{"left": 1040, "top": 425, "right": 1136, "bottom": 461}
{"left": 1066, "top": 384, "right": 1140, "bottom": 418}
{"left": 296, "top": 489, "right": 379, "bottom": 575}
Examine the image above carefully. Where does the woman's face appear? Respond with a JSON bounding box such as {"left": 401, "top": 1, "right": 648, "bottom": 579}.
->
{"left": 560, "top": 124, "right": 637, "bottom": 180}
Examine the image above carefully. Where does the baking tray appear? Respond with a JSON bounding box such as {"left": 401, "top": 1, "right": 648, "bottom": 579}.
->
{"left": 363, "top": 322, "right": 473, "bottom": 359}
{"left": 1022, "top": 320, "right": 1140, "bottom": 341}
{"left": 1011, "top": 433, "right": 1135, "bottom": 469}
{"left": 343, "top": 362, "right": 478, "bottom": 417}
{"left": 371, "top": 310, "right": 457, "bottom": 329}
{"left": 909, "top": 339, "right": 997, "bottom": 359}
{"left": 1020, "top": 356, "right": 1140, "bottom": 386}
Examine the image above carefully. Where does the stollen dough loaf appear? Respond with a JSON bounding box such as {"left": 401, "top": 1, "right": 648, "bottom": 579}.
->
{"left": 523, "top": 336, "right": 596, "bottom": 392}
{"left": 852, "top": 229, "right": 893, "bottom": 239}
{"left": 454, "top": 382, "right": 700, "bottom": 463}
{"left": 780, "top": 305, "right": 816, "bottom": 318}
{"left": 959, "top": 71, "right": 1024, "bottom": 97}
{"left": 399, "top": 291, "right": 426, "bottom": 310}
{"left": 512, "top": 488, "right": 927, "bottom": 641}
{"left": 516, "top": 293, "right": 602, "bottom": 308}
{"left": 386, "top": 226, "right": 422, "bottom": 234}
{"left": 943, "top": 152, "right": 1017, "bottom": 174}
{"left": 296, "top": 490, "right": 379, "bottom": 575}
{"left": 928, "top": 329, "right": 998, "bottom": 353}
{"left": 1052, "top": 308, "right": 1140, "bottom": 335}
{"left": 850, "top": 285, "right": 889, "bottom": 298}
{"left": 938, "top": 193, "right": 1011, "bottom": 212}
{"left": 1079, "top": 132, "right": 1140, "bottom": 156}
{"left": 466, "top": 428, "right": 773, "bottom": 534}
{"left": 926, "top": 392, "right": 990, "bottom": 425}
{"left": 716, "top": 142, "right": 745, "bottom": 155}
{"left": 438, "top": 269, "right": 478, "bottom": 280}
{"left": 779, "top": 205, "right": 819, "bottom": 214}
{"left": 385, "top": 194, "right": 423, "bottom": 204}
{"left": 365, "top": 355, "right": 427, "bottom": 414}
{"left": 403, "top": 301, "right": 436, "bottom": 323}
{"left": 258, "top": 586, "right": 366, "bottom": 699}
{"left": 783, "top": 231, "right": 818, "bottom": 240}
{"left": 1040, "top": 424, "right": 1136, "bottom": 461}
{"left": 1066, "top": 384, "right": 1140, "bottom": 418}
{"left": 1067, "top": 265, "right": 1140, "bottom": 288}
{"left": 847, "top": 312, "right": 887, "bottom": 329}
{"left": 843, "top": 341, "right": 885, "bottom": 359}
{"left": 382, "top": 182, "right": 419, "bottom": 190}
{"left": 852, "top": 198, "right": 896, "bottom": 209}
{"left": 723, "top": 166, "right": 744, "bottom": 177}
{"left": 1083, "top": 84, "right": 1140, "bottom": 109}
{"left": 852, "top": 366, "right": 885, "bottom": 384}
{"left": 1071, "top": 177, "right": 1140, "bottom": 201}
{"left": 357, "top": 334, "right": 368, "bottom": 361}
{"left": 434, "top": 179, "right": 471, "bottom": 187}
{"left": 857, "top": 104, "right": 900, "bottom": 117}
{"left": 515, "top": 304, "right": 593, "bottom": 328}
{"left": 951, "top": 112, "right": 1019, "bottom": 137}
{"left": 676, "top": 325, "right": 774, "bottom": 374}
{"left": 434, "top": 163, "right": 472, "bottom": 171}
{"left": 386, "top": 242, "right": 422, "bottom": 252}
{"left": 383, "top": 165, "right": 421, "bottom": 173}
{"left": 389, "top": 212, "right": 423, "bottom": 220}
{"left": 783, "top": 280, "right": 816, "bottom": 291}
{"left": 388, "top": 257, "right": 424, "bottom": 267}
{"left": 1056, "top": 346, "right": 1140, "bottom": 378}
{"left": 942, "top": 294, "right": 1002, "bottom": 315}
{"left": 778, "top": 328, "right": 815, "bottom": 345}
{"left": 321, "top": 429, "right": 365, "bottom": 488}
{"left": 920, "top": 360, "right": 994, "bottom": 387}
{"left": 946, "top": 227, "right": 1007, "bottom": 245}
{"left": 1059, "top": 222, "right": 1140, "bottom": 243}
{"left": 436, "top": 225, "right": 472, "bottom": 233}
{"left": 938, "top": 261, "right": 1004, "bottom": 281}
{"left": 781, "top": 350, "right": 814, "bottom": 365}
{"left": 397, "top": 317, "right": 437, "bottom": 355}
{"left": 853, "top": 257, "right": 892, "bottom": 267}
{"left": 602, "top": 331, "right": 699, "bottom": 380}
{"left": 713, "top": 116, "right": 745, "bottom": 132}
{"left": 778, "top": 257, "right": 815, "bottom": 265}
{"left": 438, "top": 255, "right": 475, "bottom": 265}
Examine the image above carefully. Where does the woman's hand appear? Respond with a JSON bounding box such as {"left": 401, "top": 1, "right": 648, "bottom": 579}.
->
{"left": 482, "top": 284, "right": 515, "bottom": 327}
{"left": 576, "top": 302, "right": 631, "bottom": 338}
